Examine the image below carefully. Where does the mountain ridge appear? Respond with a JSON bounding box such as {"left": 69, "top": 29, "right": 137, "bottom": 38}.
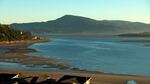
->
{"left": 10, "top": 15, "right": 150, "bottom": 35}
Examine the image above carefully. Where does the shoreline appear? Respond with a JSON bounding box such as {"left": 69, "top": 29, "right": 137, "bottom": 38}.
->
{"left": 0, "top": 39, "right": 78, "bottom": 70}
{"left": 1, "top": 38, "right": 150, "bottom": 83}
{"left": 0, "top": 38, "right": 48, "bottom": 47}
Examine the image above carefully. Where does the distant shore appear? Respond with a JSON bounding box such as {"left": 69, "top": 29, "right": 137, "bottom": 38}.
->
{"left": 121, "top": 39, "right": 150, "bottom": 47}
{"left": 122, "top": 40, "right": 150, "bottom": 43}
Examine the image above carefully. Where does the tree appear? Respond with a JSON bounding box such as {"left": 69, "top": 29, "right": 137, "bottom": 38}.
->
{"left": 0, "top": 24, "right": 32, "bottom": 41}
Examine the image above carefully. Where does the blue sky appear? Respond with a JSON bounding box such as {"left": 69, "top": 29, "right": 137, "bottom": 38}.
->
{"left": 0, "top": 0, "right": 150, "bottom": 24}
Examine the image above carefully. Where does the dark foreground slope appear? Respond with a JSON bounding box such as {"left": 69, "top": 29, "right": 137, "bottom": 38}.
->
{"left": 11, "top": 15, "right": 150, "bottom": 35}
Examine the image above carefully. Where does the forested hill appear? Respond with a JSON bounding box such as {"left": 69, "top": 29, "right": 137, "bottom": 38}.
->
{"left": 11, "top": 15, "right": 150, "bottom": 35}
{"left": 0, "top": 24, "right": 32, "bottom": 41}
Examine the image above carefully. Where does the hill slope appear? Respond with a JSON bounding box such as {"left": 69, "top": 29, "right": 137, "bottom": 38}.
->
{"left": 0, "top": 24, "right": 32, "bottom": 41}
{"left": 10, "top": 15, "right": 150, "bottom": 35}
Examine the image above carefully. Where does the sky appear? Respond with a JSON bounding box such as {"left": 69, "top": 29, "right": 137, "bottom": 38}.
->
{"left": 0, "top": 0, "right": 150, "bottom": 24}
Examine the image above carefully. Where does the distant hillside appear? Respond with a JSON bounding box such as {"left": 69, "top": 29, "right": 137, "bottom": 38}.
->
{"left": 0, "top": 24, "right": 32, "bottom": 41}
{"left": 119, "top": 32, "right": 150, "bottom": 37}
{"left": 10, "top": 15, "right": 150, "bottom": 35}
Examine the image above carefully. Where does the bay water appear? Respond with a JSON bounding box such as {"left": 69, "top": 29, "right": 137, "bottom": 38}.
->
{"left": 27, "top": 36, "right": 150, "bottom": 76}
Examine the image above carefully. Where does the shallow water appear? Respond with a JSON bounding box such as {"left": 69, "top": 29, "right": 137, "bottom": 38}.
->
{"left": 27, "top": 36, "right": 150, "bottom": 76}
{"left": 0, "top": 61, "right": 65, "bottom": 72}
{"left": 0, "top": 48, "right": 9, "bottom": 53}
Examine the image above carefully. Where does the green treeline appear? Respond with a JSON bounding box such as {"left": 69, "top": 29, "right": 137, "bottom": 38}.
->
{"left": 0, "top": 24, "right": 32, "bottom": 41}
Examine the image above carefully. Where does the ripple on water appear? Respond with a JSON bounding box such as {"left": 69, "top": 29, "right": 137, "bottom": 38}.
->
{"left": 27, "top": 36, "right": 150, "bottom": 76}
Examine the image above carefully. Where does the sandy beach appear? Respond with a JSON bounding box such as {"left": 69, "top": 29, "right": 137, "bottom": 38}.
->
{"left": 1, "top": 70, "right": 150, "bottom": 84}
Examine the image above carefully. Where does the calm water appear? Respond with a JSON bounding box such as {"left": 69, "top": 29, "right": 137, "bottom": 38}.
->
{"left": 0, "top": 48, "right": 9, "bottom": 53}
{"left": 27, "top": 36, "right": 150, "bottom": 76}
{"left": 0, "top": 62, "right": 62, "bottom": 71}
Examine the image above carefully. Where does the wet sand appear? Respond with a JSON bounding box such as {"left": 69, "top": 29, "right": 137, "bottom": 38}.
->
{"left": 0, "top": 39, "right": 75, "bottom": 69}
{"left": 0, "top": 39, "right": 47, "bottom": 47}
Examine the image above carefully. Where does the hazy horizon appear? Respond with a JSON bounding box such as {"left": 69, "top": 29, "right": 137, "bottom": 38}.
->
{"left": 0, "top": 0, "right": 150, "bottom": 24}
